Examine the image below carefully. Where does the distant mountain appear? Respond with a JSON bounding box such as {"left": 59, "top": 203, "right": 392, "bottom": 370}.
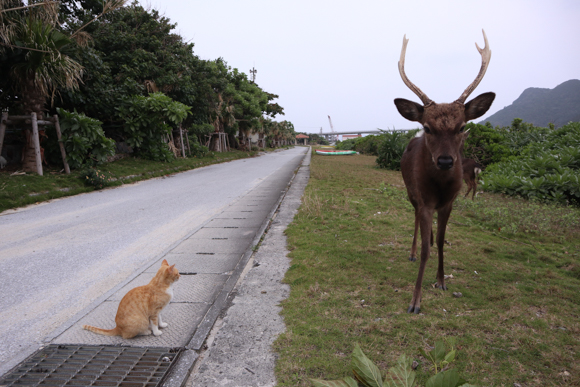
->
{"left": 481, "top": 79, "right": 580, "bottom": 128}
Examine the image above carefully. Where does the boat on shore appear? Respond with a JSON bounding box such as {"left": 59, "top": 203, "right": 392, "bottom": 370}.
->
{"left": 315, "top": 150, "right": 357, "bottom": 156}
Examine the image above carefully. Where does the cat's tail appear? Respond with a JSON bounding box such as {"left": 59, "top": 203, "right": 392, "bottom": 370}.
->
{"left": 83, "top": 324, "right": 121, "bottom": 336}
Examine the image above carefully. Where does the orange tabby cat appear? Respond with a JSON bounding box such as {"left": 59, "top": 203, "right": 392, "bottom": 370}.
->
{"left": 83, "top": 259, "right": 180, "bottom": 339}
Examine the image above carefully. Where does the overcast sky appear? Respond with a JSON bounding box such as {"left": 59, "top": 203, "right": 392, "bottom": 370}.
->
{"left": 139, "top": 0, "right": 579, "bottom": 134}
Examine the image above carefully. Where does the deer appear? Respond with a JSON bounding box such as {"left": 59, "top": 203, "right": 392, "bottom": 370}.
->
{"left": 462, "top": 158, "right": 483, "bottom": 200}
{"left": 393, "top": 30, "right": 495, "bottom": 313}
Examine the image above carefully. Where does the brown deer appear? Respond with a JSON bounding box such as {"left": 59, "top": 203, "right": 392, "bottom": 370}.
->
{"left": 462, "top": 158, "right": 483, "bottom": 200}
{"left": 394, "top": 30, "right": 495, "bottom": 313}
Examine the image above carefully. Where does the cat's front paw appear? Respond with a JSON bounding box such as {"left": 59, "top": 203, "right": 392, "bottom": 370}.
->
{"left": 153, "top": 329, "right": 162, "bottom": 336}
{"left": 159, "top": 322, "right": 168, "bottom": 328}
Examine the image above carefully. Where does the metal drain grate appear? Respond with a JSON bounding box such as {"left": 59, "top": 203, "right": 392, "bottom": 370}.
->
{"left": 0, "top": 344, "right": 182, "bottom": 387}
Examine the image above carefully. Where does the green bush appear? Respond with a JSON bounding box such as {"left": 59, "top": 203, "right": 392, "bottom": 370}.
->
{"left": 81, "top": 167, "right": 114, "bottom": 189}
{"left": 335, "top": 138, "right": 357, "bottom": 151}
{"left": 354, "top": 135, "right": 381, "bottom": 155}
{"left": 54, "top": 108, "right": 115, "bottom": 169}
{"left": 187, "top": 135, "right": 210, "bottom": 158}
{"left": 481, "top": 122, "right": 580, "bottom": 205}
{"left": 116, "top": 92, "right": 191, "bottom": 162}
{"left": 463, "top": 122, "right": 511, "bottom": 166}
{"left": 189, "top": 123, "right": 214, "bottom": 142}
{"left": 376, "top": 131, "right": 413, "bottom": 170}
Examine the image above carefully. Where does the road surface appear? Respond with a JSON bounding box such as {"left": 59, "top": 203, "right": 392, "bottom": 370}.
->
{"left": 0, "top": 147, "right": 307, "bottom": 370}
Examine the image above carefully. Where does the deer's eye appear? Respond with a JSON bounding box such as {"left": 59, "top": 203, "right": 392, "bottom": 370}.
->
{"left": 423, "top": 126, "right": 431, "bottom": 134}
{"left": 459, "top": 125, "right": 466, "bottom": 133}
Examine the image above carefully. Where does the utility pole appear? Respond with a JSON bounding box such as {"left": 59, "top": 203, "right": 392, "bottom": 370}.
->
{"left": 250, "top": 66, "right": 257, "bottom": 83}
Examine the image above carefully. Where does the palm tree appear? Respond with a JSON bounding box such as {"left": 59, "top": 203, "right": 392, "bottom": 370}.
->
{"left": 209, "top": 92, "right": 235, "bottom": 152}
{"left": 1, "top": 0, "right": 124, "bottom": 171}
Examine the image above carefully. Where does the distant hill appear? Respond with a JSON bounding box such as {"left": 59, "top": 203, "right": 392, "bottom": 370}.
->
{"left": 481, "top": 79, "right": 580, "bottom": 128}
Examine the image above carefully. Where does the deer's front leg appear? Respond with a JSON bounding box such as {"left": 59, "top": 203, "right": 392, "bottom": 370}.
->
{"left": 408, "top": 208, "right": 434, "bottom": 314}
{"left": 409, "top": 207, "right": 420, "bottom": 261}
{"left": 435, "top": 204, "right": 453, "bottom": 290}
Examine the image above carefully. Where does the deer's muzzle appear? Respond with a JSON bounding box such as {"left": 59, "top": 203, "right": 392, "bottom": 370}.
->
{"left": 437, "top": 156, "right": 454, "bottom": 170}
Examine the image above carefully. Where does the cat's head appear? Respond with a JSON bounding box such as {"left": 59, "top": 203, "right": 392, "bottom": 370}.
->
{"left": 160, "top": 259, "right": 180, "bottom": 283}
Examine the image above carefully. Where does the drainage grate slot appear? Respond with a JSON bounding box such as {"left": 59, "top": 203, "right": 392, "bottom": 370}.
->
{"left": 211, "top": 237, "right": 228, "bottom": 240}
{"left": 0, "top": 345, "right": 182, "bottom": 387}
{"left": 196, "top": 252, "right": 215, "bottom": 255}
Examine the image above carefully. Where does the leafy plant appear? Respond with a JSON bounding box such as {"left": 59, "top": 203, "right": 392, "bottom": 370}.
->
{"left": 419, "top": 339, "right": 457, "bottom": 376}
{"left": 311, "top": 342, "right": 474, "bottom": 387}
{"left": 481, "top": 122, "right": 580, "bottom": 205}
{"left": 55, "top": 108, "right": 115, "bottom": 169}
{"left": 376, "top": 131, "right": 412, "bottom": 170}
{"left": 463, "top": 122, "right": 510, "bottom": 166}
{"left": 81, "top": 167, "right": 113, "bottom": 189}
{"left": 116, "top": 92, "right": 191, "bottom": 162}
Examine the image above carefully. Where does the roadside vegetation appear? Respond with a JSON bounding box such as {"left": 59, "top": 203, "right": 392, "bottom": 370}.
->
{"left": 1, "top": 0, "right": 295, "bottom": 177}
{"left": 275, "top": 152, "right": 580, "bottom": 386}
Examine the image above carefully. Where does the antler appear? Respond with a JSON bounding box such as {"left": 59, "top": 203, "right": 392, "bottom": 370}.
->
{"left": 455, "top": 29, "right": 492, "bottom": 104}
{"left": 398, "top": 34, "right": 432, "bottom": 106}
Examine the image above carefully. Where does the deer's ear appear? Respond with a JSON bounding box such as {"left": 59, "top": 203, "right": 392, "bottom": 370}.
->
{"left": 394, "top": 98, "right": 424, "bottom": 122}
{"left": 464, "top": 92, "right": 495, "bottom": 121}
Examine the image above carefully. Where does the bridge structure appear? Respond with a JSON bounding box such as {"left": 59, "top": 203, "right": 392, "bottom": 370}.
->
{"left": 314, "top": 128, "right": 414, "bottom": 142}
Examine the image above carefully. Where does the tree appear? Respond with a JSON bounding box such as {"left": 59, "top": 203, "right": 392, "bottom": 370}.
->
{"left": 0, "top": 0, "right": 124, "bottom": 171}
{"left": 56, "top": 3, "right": 203, "bottom": 132}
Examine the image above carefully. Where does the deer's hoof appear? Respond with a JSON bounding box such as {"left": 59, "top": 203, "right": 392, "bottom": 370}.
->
{"left": 407, "top": 305, "right": 421, "bottom": 314}
{"left": 436, "top": 283, "right": 447, "bottom": 291}
{"left": 408, "top": 255, "right": 416, "bottom": 262}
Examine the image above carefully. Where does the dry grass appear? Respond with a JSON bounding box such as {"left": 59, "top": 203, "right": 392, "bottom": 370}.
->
{"left": 275, "top": 152, "right": 580, "bottom": 386}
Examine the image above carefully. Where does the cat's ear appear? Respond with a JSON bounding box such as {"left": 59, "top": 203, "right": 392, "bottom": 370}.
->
{"left": 169, "top": 264, "right": 176, "bottom": 271}
{"left": 162, "top": 259, "right": 169, "bottom": 266}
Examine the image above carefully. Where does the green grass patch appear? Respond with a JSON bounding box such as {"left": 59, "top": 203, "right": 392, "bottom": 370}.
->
{"left": 275, "top": 153, "right": 580, "bottom": 386}
{"left": 0, "top": 150, "right": 258, "bottom": 213}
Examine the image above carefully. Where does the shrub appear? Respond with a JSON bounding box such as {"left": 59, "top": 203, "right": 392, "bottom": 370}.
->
{"left": 189, "top": 123, "right": 214, "bottom": 143}
{"left": 463, "top": 122, "right": 510, "bottom": 166}
{"left": 116, "top": 92, "right": 191, "bottom": 162}
{"left": 376, "top": 131, "right": 412, "bottom": 170}
{"left": 481, "top": 122, "right": 580, "bottom": 205}
{"left": 354, "top": 135, "right": 381, "bottom": 155}
{"left": 81, "top": 167, "right": 113, "bottom": 189}
{"left": 187, "top": 135, "right": 210, "bottom": 158}
{"left": 54, "top": 108, "right": 115, "bottom": 169}
{"left": 335, "top": 138, "right": 357, "bottom": 151}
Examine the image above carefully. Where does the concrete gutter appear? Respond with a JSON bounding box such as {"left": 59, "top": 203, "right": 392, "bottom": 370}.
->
{"left": 183, "top": 147, "right": 310, "bottom": 386}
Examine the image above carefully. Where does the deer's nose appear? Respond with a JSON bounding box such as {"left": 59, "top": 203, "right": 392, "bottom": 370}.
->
{"left": 437, "top": 156, "right": 453, "bottom": 170}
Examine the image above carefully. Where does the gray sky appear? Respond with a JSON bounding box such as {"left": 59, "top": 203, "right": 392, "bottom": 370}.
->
{"left": 139, "top": 0, "right": 580, "bottom": 134}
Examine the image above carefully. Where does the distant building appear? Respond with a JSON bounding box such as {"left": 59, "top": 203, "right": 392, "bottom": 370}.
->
{"left": 341, "top": 134, "right": 361, "bottom": 141}
{"left": 295, "top": 133, "right": 310, "bottom": 145}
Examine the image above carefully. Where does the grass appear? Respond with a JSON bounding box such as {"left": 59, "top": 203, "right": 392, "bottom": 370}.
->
{"left": 275, "top": 151, "right": 580, "bottom": 386}
{"left": 0, "top": 150, "right": 260, "bottom": 213}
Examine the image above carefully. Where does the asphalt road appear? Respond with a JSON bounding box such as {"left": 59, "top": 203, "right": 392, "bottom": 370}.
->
{"left": 0, "top": 147, "right": 307, "bottom": 370}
